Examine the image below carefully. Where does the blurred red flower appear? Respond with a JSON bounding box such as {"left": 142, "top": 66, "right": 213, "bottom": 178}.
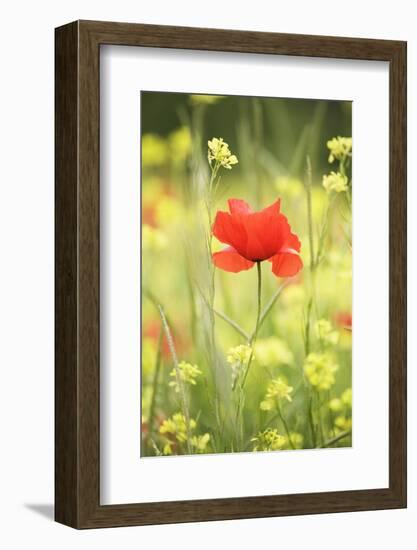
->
{"left": 334, "top": 311, "right": 352, "bottom": 330}
{"left": 143, "top": 320, "right": 190, "bottom": 358}
{"left": 212, "top": 198, "right": 303, "bottom": 277}
{"left": 141, "top": 421, "right": 149, "bottom": 435}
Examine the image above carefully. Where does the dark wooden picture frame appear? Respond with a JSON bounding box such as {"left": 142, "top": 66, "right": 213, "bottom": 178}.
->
{"left": 55, "top": 20, "right": 407, "bottom": 529}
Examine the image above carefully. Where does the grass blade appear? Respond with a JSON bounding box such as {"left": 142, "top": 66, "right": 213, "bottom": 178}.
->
{"left": 249, "top": 280, "right": 289, "bottom": 342}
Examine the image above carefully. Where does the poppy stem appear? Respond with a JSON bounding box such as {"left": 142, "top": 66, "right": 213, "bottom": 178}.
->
{"left": 241, "top": 261, "right": 262, "bottom": 388}
{"left": 254, "top": 261, "right": 262, "bottom": 341}
{"left": 234, "top": 262, "right": 262, "bottom": 449}
{"left": 249, "top": 280, "right": 289, "bottom": 341}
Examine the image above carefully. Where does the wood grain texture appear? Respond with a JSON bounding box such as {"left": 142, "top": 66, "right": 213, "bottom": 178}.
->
{"left": 55, "top": 21, "right": 79, "bottom": 527}
{"left": 388, "top": 41, "right": 407, "bottom": 504}
{"left": 55, "top": 20, "right": 407, "bottom": 529}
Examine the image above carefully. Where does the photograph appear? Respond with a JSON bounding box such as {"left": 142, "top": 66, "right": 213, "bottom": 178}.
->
{"left": 140, "top": 91, "right": 352, "bottom": 457}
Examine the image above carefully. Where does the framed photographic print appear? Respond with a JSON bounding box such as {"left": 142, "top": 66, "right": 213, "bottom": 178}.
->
{"left": 55, "top": 20, "right": 407, "bottom": 528}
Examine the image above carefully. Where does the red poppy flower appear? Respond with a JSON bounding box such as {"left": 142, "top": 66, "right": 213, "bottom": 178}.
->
{"left": 212, "top": 199, "right": 303, "bottom": 277}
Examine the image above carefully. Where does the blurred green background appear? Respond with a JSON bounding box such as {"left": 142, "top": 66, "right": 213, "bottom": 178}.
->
{"left": 141, "top": 92, "right": 351, "bottom": 180}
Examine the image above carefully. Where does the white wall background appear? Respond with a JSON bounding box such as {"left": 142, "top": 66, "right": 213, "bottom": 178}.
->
{"left": 0, "top": 1, "right": 414, "bottom": 548}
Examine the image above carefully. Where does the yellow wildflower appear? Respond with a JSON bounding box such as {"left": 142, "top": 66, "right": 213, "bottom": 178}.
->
{"left": 322, "top": 171, "right": 348, "bottom": 193}
{"left": 159, "top": 413, "right": 196, "bottom": 443}
{"left": 163, "top": 442, "right": 173, "bottom": 455}
{"left": 159, "top": 413, "right": 210, "bottom": 455}
{"left": 260, "top": 377, "right": 293, "bottom": 410}
{"left": 304, "top": 352, "right": 338, "bottom": 391}
{"left": 252, "top": 429, "right": 286, "bottom": 451}
{"left": 327, "top": 136, "right": 352, "bottom": 163}
{"left": 341, "top": 387, "right": 352, "bottom": 408}
{"left": 227, "top": 344, "right": 252, "bottom": 386}
{"left": 334, "top": 415, "right": 352, "bottom": 432}
{"left": 328, "top": 388, "right": 352, "bottom": 414}
{"left": 191, "top": 433, "right": 211, "bottom": 453}
{"left": 227, "top": 344, "right": 252, "bottom": 365}
{"left": 315, "top": 319, "right": 339, "bottom": 346}
{"left": 328, "top": 398, "right": 343, "bottom": 412}
{"left": 207, "top": 137, "right": 238, "bottom": 170}
{"left": 169, "top": 361, "right": 202, "bottom": 393}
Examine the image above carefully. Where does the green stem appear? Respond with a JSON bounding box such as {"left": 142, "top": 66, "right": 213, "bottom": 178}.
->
{"left": 317, "top": 392, "right": 325, "bottom": 446}
{"left": 304, "top": 156, "right": 317, "bottom": 354}
{"left": 198, "top": 269, "right": 285, "bottom": 347}
{"left": 189, "top": 105, "right": 221, "bottom": 436}
{"left": 304, "top": 297, "right": 313, "bottom": 356}
{"left": 276, "top": 401, "right": 295, "bottom": 450}
{"left": 184, "top": 251, "right": 198, "bottom": 344}
{"left": 315, "top": 195, "right": 335, "bottom": 267}
{"left": 210, "top": 280, "right": 287, "bottom": 345}
{"left": 249, "top": 280, "right": 289, "bottom": 341}
{"left": 308, "top": 393, "right": 317, "bottom": 448}
{"left": 147, "top": 325, "right": 163, "bottom": 437}
{"left": 241, "top": 261, "right": 262, "bottom": 387}
{"left": 252, "top": 98, "right": 263, "bottom": 208}
{"left": 194, "top": 283, "right": 250, "bottom": 342}
{"left": 213, "top": 308, "right": 250, "bottom": 341}
{"left": 157, "top": 304, "right": 192, "bottom": 454}
{"left": 204, "top": 161, "right": 223, "bottom": 436}
{"left": 318, "top": 429, "right": 351, "bottom": 448}
{"left": 305, "top": 156, "right": 315, "bottom": 272}
{"left": 233, "top": 262, "right": 262, "bottom": 451}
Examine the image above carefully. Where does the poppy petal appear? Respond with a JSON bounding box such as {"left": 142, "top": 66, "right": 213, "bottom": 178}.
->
{"left": 243, "top": 209, "right": 290, "bottom": 261}
{"left": 212, "top": 247, "right": 255, "bottom": 273}
{"left": 270, "top": 249, "right": 303, "bottom": 277}
{"left": 228, "top": 199, "right": 252, "bottom": 215}
{"left": 260, "top": 199, "right": 281, "bottom": 216}
{"left": 212, "top": 211, "right": 247, "bottom": 253}
{"left": 286, "top": 230, "right": 301, "bottom": 252}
